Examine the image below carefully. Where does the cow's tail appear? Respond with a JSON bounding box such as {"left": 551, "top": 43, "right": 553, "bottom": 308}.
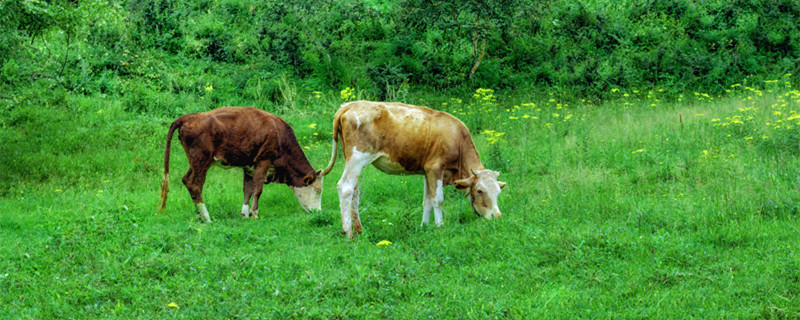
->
{"left": 321, "top": 105, "right": 347, "bottom": 176}
{"left": 158, "top": 118, "right": 183, "bottom": 214}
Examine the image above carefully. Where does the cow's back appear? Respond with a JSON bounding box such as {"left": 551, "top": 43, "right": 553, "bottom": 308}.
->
{"left": 177, "top": 107, "right": 284, "bottom": 167}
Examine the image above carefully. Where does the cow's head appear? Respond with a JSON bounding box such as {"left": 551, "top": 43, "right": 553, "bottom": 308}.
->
{"left": 454, "top": 169, "right": 506, "bottom": 219}
{"left": 290, "top": 170, "right": 324, "bottom": 212}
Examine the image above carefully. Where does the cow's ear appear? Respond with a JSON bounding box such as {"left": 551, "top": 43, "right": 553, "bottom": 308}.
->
{"left": 303, "top": 174, "right": 315, "bottom": 186}
{"left": 498, "top": 181, "right": 506, "bottom": 189}
{"left": 453, "top": 178, "right": 473, "bottom": 190}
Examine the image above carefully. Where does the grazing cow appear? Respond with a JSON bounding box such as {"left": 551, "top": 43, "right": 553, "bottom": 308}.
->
{"left": 158, "top": 107, "right": 323, "bottom": 222}
{"left": 320, "top": 101, "right": 506, "bottom": 238}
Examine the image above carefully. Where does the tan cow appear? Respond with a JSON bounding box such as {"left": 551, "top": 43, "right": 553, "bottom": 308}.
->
{"left": 158, "top": 107, "right": 323, "bottom": 222}
{"left": 321, "top": 101, "right": 506, "bottom": 238}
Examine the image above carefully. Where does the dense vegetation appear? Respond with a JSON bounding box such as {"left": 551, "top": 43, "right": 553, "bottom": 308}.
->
{"left": 1, "top": 0, "right": 800, "bottom": 318}
{"left": 2, "top": 0, "right": 800, "bottom": 104}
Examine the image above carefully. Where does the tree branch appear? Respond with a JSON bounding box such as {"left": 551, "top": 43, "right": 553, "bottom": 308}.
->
{"left": 58, "top": 27, "right": 71, "bottom": 78}
{"left": 469, "top": 38, "right": 485, "bottom": 81}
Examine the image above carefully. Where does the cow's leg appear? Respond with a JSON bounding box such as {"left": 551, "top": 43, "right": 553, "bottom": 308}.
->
{"left": 182, "top": 160, "right": 213, "bottom": 223}
{"left": 424, "top": 168, "right": 446, "bottom": 227}
{"left": 242, "top": 170, "right": 254, "bottom": 218}
{"left": 352, "top": 182, "right": 362, "bottom": 234}
{"left": 421, "top": 177, "right": 433, "bottom": 226}
{"left": 337, "top": 150, "right": 377, "bottom": 238}
{"left": 249, "top": 161, "right": 272, "bottom": 219}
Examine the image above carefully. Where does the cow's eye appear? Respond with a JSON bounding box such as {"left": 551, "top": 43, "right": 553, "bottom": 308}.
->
{"left": 314, "top": 187, "right": 320, "bottom": 193}
{"left": 476, "top": 189, "right": 484, "bottom": 195}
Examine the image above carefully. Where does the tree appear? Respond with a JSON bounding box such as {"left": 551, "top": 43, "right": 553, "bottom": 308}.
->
{"left": 395, "top": 0, "right": 520, "bottom": 82}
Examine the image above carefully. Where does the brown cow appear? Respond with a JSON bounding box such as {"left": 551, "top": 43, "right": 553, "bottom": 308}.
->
{"left": 158, "top": 107, "right": 323, "bottom": 222}
{"left": 320, "top": 101, "right": 506, "bottom": 238}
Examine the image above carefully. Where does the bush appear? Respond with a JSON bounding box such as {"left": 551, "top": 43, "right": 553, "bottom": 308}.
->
{"left": 3, "top": 0, "right": 800, "bottom": 102}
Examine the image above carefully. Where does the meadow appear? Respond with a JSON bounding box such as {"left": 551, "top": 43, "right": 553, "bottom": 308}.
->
{"left": 1, "top": 79, "right": 799, "bottom": 318}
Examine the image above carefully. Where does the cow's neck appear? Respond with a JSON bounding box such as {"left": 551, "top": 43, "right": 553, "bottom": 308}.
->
{"left": 457, "top": 137, "right": 484, "bottom": 179}
{"left": 462, "top": 149, "right": 484, "bottom": 172}
{"left": 275, "top": 141, "right": 315, "bottom": 187}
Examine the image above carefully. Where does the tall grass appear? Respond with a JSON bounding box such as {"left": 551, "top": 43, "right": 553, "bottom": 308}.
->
{"left": 1, "top": 81, "right": 799, "bottom": 318}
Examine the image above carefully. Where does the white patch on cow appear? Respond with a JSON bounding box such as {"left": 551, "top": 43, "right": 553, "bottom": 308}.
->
{"left": 337, "top": 147, "right": 380, "bottom": 237}
{"left": 290, "top": 175, "right": 323, "bottom": 213}
{"left": 471, "top": 170, "right": 503, "bottom": 219}
{"left": 476, "top": 180, "right": 488, "bottom": 195}
{"left": 434, "top": 179, "right": 444, "bottom": 226}
{"left": 348, "top": 147, "right": 381, "bottom": 171}
{"left": 435, "top": 179, "right": 444, "bottom": 203}
{"left": 240, "top": 204, "right": 250, "bottom": 217}
{"left": 386, "top": 103, "right": 425, "bottom": 124}
{"left": 196, "top": 203, "right": 211, "bottom": 223}
{"left": 340, "top": 198, "right": 353, "bottom": 235}
{"left": 421, "top": 178, "right": 432, "bottom": 225}
{"left": 354, "top": 114, "right": 361, "bottom": 128}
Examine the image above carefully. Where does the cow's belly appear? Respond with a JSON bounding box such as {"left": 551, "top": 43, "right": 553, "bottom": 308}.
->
{"left": 372, "top": 156, "right": 422, "bottom": 175}
{"left": 212, "top": 159, "right": 255, "bottom": 175}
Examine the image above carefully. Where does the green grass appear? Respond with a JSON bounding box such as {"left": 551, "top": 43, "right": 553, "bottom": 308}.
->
{"left": 1, "top": 83, "right": 800, "bottom": 319}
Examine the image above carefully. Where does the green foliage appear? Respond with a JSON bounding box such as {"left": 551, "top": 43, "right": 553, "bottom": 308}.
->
{"left": 0, "top": 0, "right": 61, "bottom": 62}
{"left": 4, "top": 0, "right": 799, "bottom": 102}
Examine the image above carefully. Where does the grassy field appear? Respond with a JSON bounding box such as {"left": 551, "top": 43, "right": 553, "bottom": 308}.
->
{"left": 1, "top": 81, "right": 800, "bottom": 318}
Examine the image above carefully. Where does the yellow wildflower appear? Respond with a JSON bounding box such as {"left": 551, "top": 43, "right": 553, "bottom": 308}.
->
{"left": 340, "top": 87, "right": 355, "bottom": 101}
